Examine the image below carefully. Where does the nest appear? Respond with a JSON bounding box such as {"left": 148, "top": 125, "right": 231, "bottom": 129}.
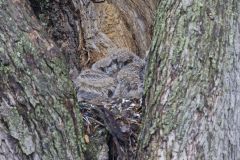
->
{"left": 79, "top": 98, "right": 143, "bottom": 160}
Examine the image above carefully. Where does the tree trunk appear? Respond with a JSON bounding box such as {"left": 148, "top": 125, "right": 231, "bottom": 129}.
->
{"left": 0, "top": 0, "right": 157, "bottom": 159}
{"left": 0, "top": 1, "right": 84, "bottom": 159}
{"left": 138, "top": 0, "right": 240, "bottom": 159}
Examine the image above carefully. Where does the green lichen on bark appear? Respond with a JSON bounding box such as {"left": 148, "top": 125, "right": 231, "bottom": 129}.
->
{"left": 0, "top": 1, "right": 84, "bottom": 159}
{"left": 139, "top": 0, "right": 240, "bottom": 159}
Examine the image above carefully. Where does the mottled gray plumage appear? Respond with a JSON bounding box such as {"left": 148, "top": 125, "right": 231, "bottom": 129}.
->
{"left": 74, "top": 48, "right": 145, "bottom": 103}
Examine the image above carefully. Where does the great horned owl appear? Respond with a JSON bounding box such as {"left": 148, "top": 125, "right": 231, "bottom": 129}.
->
{"left": 74, "top": 69, "right": 116, "bottom": 102}
{"left": 75, "top": 48, "right": 145, "bottom": 102}
{"left": 92, "top": 48, "right": 142, "bottom": 76}
{"left": 114, "top": 61, "right": 145, "bottom": 99}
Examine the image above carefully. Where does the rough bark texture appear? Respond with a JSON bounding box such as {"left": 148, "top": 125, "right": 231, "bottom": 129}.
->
{"left": 0, "top": 0, "right": 84, "bottom": 159}
{"left": 0, "top": 0, "right": 158, "bottom": 159}
{"left": 138, "top": 0, "right": 240, "bottom": 159}
{"left": 41, "top": 0, "right": 157, "bottom": 71}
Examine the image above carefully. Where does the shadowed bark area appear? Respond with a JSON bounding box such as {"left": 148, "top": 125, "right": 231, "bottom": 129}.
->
{"left": 138, "top": 0, "right": 240, "bottom": 159}
{"left": 39, "top": 0, "right": 157, "bottom": 70}
{"left": 0, "top": 1, "right": 84, "bottom": 159}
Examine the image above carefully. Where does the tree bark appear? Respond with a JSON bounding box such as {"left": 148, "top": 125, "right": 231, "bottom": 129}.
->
{"left": 138, "top": 0, "right": 240, "bottom": 159}
{"left": 0, "top": 0, "right": 157, "bottom": 159}
{"left": 43, "top": 0, "right": 157, "bottom": 70}
{"left": 0, "top": 1, "right": 84, "bottom": 159}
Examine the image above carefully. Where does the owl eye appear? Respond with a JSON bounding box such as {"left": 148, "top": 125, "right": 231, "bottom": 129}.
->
{"left": 107, "top": 90, "right": 114, "bottom": 97}
{"left": 99, "top": 67, "right": 105, "bottom": 72}
{"left": 123, "top": 59, "right": 133, "bottom": 66}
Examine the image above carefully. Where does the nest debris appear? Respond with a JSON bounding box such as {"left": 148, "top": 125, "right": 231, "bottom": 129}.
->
{"left": 79, "top": 98, "right": 143, "bottom": 160}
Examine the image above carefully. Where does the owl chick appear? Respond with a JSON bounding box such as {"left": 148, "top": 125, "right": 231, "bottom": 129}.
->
{"left": 76, "top": 48, "right": 146, "bottom": 102}
{"left": 74, "top": 69, "right": 117, "bottom": 102}
{"left": 92, "top": 48, "right": 143, "bottom": 76}
{"left": 114, "top": 62, "right": 145, "bottom": 99}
